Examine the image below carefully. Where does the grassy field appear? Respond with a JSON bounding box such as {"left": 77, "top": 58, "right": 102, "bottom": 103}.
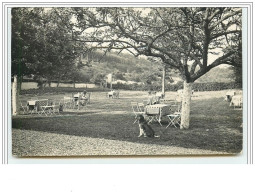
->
{"left": 12, "top": 90, "right": 243, "bottom": 156}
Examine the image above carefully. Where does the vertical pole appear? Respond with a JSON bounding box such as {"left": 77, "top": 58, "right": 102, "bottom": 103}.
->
{"left": 12, "top": 75, "right": 19, "bottom": 116}
{"left": 162, "top": 65, "right": 166, "bottom": 95}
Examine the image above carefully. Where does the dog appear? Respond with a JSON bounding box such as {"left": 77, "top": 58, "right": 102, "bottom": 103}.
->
{"left": 136, "top": 115, "right": 159, "bottom": 138}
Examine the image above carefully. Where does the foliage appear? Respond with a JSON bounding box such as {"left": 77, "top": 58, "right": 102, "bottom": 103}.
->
{"left": 20, "top": 87, "right": 109, "bottom": 95}
{"left": 111, "top": 81, "right": 241, "bottom": 92}
{"left": 72, "top": 7, "right": 242, "bottom": 83}
{"left": 11, "top": 8, "right": 87, "bottom": 85}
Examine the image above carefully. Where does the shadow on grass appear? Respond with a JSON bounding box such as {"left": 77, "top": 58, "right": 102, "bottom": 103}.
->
{"left": 12, "top": 97, "right": 243, "bottom": 154}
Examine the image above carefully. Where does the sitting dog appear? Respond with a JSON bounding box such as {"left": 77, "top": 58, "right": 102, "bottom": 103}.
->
{"left": 136, "top": 115, "right": 159, "bottom": 137}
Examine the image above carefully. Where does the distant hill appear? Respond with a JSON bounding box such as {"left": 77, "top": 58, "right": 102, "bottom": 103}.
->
{"left": 195, "top": 66, "right": 235, "bottom": 83}
{"left": 79, "top": 51, "right": 236, "bottom": 84}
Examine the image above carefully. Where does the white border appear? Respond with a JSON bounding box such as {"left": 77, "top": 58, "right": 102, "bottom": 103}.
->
{"left": 1, "top": 1, "right": 253, "bottom": 164}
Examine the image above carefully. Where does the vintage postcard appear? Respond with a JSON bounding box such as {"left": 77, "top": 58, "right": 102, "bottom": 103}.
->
{"left": 10, "top": 6, "right": 243, "bottom": 157}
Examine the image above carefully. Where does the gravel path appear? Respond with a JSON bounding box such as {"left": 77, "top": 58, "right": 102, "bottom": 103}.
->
{"left": 12, "top": 129, "right": 229, "bottom": 156}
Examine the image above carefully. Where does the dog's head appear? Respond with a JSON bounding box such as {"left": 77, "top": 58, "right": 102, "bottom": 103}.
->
{"left": 136, "top": 114, "right": 145, "bottom": 123}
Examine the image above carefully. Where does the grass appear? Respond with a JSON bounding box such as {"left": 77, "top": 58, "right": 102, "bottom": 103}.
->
{"left": 12, "top": 90, "right": 243, "bottom": 155}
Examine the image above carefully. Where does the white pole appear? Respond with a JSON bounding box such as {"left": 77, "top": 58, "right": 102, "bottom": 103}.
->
{"left": 12, "top": 75, "right": 18, "bottom": 115}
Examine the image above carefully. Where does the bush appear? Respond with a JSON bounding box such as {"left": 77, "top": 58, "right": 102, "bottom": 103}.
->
{"left": 20, "top": 82, "right": 242, "bottom": 95}
{"left": 111, "top": 82, "right": 242, "bottom": 92}
{"left": 20, "top": 87, "right": 109, "bottom": 95}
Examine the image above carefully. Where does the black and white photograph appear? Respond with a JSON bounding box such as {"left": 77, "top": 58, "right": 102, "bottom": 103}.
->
{"left": 11, "top": 7, "right": 243, "bottom": 157}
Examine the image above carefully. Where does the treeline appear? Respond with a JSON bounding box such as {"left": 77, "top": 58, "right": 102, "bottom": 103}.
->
{"left": 19, "top": 81, "right": 242, "bottom": 95}
{"left": 111, "top": 82, "right": 242, "bottom": 92}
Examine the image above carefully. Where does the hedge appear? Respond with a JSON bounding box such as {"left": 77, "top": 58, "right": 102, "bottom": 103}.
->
{"left": 20, "top": 87, "right": 109, "bottom": 95}
{"left": 20, "top": 82, "right": 242, "bottom": 95}
{"left": 111, "top": 82, "right": 242, "bottom": 92}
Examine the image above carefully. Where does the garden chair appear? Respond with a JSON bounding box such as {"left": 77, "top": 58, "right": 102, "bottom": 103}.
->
{"left": 146, "top": 106, "right": 162, "bottom": 126}
{"left": 113, "top": 91, "right": 120, "bottom": 99}
{"left": 137, "top": 103, "right": 145, "bottom": 112}
{"left": 37, "top": 100, "right": 52, "bottom": 116}
{"left": 19, "top": 101, "right": 29, "bottom": 115}
{"left": 166, "top": 112, "right": 181, "bottom": 128}
{"left": 51, "top": 100, "right": 63, "bottom": 115}
{"left": 63, "top": 96, "right": 73, "bottom": 109}
{"left": 131, "top": 102, "right": 145, "bottom": 124}
{"left": 159, "top": 99, "right": 176, "bottom": 105}
{"left": 86, "top": 92, "right": 91, "bottom": 104}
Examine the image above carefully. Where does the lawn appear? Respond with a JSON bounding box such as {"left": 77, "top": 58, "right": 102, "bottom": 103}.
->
{"left": 12, "top": 90, "right": 243, "bottom": 156}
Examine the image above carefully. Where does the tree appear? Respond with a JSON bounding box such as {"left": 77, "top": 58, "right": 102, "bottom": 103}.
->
{"left": 71, "top": 7, "right": 242, "bottom": 129}
{"left": 11, "top": 8, "right": 85, "bottom": 114}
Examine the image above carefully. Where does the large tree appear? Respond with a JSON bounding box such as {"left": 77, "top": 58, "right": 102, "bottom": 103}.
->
{"left": 71, "top": 7, "right": 242, "bottom": 129}
{"left": 11, "top": 8, "right": 84, "bottom": 115}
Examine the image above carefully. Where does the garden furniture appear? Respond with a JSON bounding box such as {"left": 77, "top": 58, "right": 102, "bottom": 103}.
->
{"left": 131, "top": 102, "right": 146, "bottom": 124}
{"left": 225, "top": 91, "right": 236, "bottom": 102}
{"left": 145, "top": 104, "right": 171, "bottom": 126}
{"left": 20, "top": 101, "right": 29, "bottom": 114}
{"left": 230, "top": 95, "right": 243, "bottom": 109}
{"left": 27, "top": 99, "right": 48, "bottom": 114}
{"left": 166, "top": 112, "right": 181, "bottom": 128}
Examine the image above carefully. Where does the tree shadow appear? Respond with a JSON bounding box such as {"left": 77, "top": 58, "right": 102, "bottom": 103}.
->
{"left": 12, "top": 105, "right": 243, "bottom": 154}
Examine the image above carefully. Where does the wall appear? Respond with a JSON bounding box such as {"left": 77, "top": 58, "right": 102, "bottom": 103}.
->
{"left": 19, "top": 82, "right": 98, "bottom": 90}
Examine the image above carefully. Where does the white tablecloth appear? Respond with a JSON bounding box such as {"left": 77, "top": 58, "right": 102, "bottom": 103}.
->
{"left": 230, "top": 95, "right": 242, "bottom": 107}
{"left": 146, "top": 104, "right": 171, "bottom": 116}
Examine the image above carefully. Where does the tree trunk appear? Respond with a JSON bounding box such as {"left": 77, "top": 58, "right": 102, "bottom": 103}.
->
{"left": 17, "top": 75, "right": 23, "bottom": 92}
{"left": 12, "top": 75, "right": 19, "bottom": 116}
{"left": 180, "top": 81, "right": 192, "bottom": 129}
{"left": 73, "top": 80, "right": 76, "bottom": 88}
{"left": 57, "top": 80, "right": 60, "bottom": 87}
{"left": 162, "top": 65, "right": 166, "bottom": 95}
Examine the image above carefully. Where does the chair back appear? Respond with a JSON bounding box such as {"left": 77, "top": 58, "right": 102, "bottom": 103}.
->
{"left": 160, "top": 99, "right": 176, "bottom": 105}
{"left": 131, "top": 102, "right": 139, "bottom": 113}
{"left": 36, "top": 100, "right": 49, "bottom": 111}
{"left": 145, "top": 107, "right": 160, "bottom": 115}
{"left": 137, "top": 103, "right": 145, "bottom": 112}
{"left": 114, "top": 91, "right": 119, "bottom": 98}
{"left": 86, "top": 92, "right": 91, "bottom": 103}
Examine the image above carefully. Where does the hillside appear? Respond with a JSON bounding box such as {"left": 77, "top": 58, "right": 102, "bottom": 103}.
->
{"left": 79, "top": 51, "right": 235, "bottom": 84}
{"left": 195, "top": 66, "right": 235, "bottom": 83}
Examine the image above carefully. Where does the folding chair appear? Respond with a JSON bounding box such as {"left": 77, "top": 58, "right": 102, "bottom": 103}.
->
{"left": 19, "top": 101, "right": 29, "bottom": 115}
{"left": 38, "top": 100, "right": 52, "bottom": 116}
{"left": 86, "top": 92, "right": 91, "bottom": 104}
{"left": 63, "top": 96, "right": 73, "bottom": 109}
{"left": 114, "top": 91, "right": 120, "bottom": 99}
{"left": 137, "top": 103, "right": 145, "bottom": 112}
{"left": 166, "top": 112, "right": 181, "bottom": 128}
{"left": 51, "top": 100, "right": 62, "bottom": 115}
{"left": 160, "top": 99, "right": 176, "bottom": 105}
{"left": 131, "top": 102, "right": 145, "bottom": 124}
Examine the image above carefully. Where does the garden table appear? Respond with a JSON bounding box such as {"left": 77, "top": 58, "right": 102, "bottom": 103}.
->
{"left": 108, "top": 91, "right": 119, "bottom": 98}
{"left": 27, "top": 99, "right": 49, "bottom": 114}
{"left": 230, "top": 95, "right": 243, "bottom": 109}
{"left": 225, "top": 91, "right": 236, "bottom": 102}
{"left": 145, "top": 104, "right": 171, "bottom": 126}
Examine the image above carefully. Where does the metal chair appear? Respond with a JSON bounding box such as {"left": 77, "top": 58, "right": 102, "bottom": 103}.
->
{"left": 19, "top": 101, "right": 29, "bottom": 115}
{"left": 37, "top": 100, "right": 52, "bottom": 116}
{"left": 166, "top": 112, "right": 181, "bottom": 128}
{"left": 131, "top": 102, "right": 145, "bottom": 124}
{"left": 63, "top": 96, "right": 73, "bottom": 109}
{"left": 51, "top": 100, "right": 63, "bottom": 115}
